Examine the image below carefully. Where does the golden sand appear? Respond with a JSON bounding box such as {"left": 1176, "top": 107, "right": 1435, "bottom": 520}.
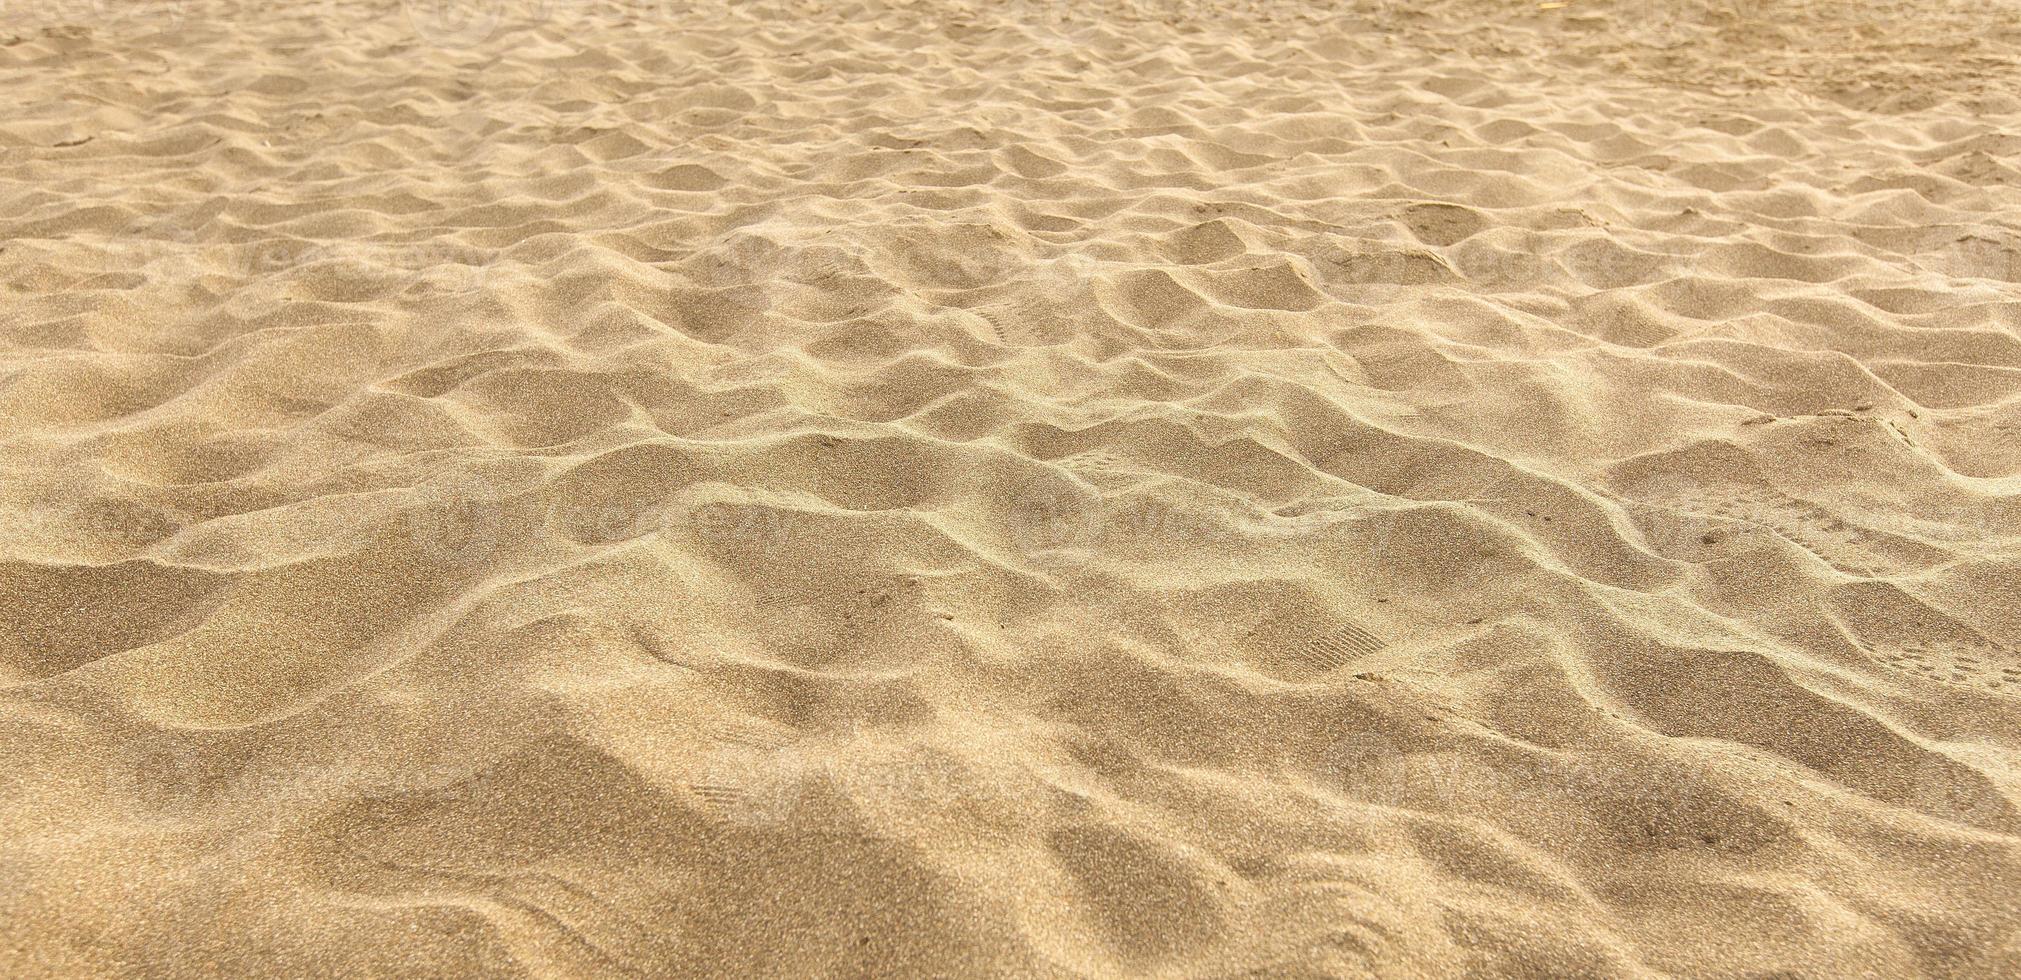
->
{"left": 3, "top": 0, "right": 2020, "bottom": 974}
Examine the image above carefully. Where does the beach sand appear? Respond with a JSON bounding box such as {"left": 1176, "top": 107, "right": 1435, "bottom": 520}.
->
{"left": 3, "top": 0, "right": 2020, "bottom": 974}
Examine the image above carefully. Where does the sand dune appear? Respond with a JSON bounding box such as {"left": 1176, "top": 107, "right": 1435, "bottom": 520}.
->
{"left": 3, "top": 0, "right": 2020, "bottom": 975}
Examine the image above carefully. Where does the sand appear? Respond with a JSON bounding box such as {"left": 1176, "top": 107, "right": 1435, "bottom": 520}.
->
{"left": 3, "top": 0, "right": 2020, "bottom": 975}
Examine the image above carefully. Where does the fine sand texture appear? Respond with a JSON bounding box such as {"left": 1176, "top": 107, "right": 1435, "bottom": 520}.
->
{"left": 4, "top": 0, "right": 2021, "bottom": 975}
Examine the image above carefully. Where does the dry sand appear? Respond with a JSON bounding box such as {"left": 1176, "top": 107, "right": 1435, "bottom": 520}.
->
{"left": 4, "top": 0, "right": 2021, "bottom": 975}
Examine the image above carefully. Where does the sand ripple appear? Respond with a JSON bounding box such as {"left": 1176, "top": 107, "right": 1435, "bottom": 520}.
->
{"left": 4, "top": 0, "right": 2020, "bottom": 975}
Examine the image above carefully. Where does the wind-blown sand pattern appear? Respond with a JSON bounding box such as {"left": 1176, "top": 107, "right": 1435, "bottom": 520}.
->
{"left": 4, "top": 0, "right": 2021, "bottom": 975}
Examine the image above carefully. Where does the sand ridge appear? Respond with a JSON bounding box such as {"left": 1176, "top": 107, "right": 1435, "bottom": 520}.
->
{"left": 3, "top": 0, "right": 2021, "bottom": 975}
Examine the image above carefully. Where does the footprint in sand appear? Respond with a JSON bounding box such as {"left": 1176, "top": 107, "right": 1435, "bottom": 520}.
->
{"left": 975, "top": 275, "right": 1087, "bottom": 347}
{"left": 1057, "top": 450, "right": 1126, "bottom": 474}
{"left": 1288, "top": 623, "right": 1389, "bottom": 675}
{"left": 1320, "top": 730, "right": 1455, "bottom": 809}
{"left": 1244, "top": 615, "right": 1391, "bottom": 681}
{"left": 1989, "top": 420, "right": 2021, "bottom": 455}
{"left": 1052, "top": 450, "right": 1148, "bottom": 492}
{"left": 1624, "top": 479, "right": 1888, "bottom": 577}
{"left": 1708, "top": 491, "right": 1884, "bottom": 576}
{"left": 689, "top": 720, "right": 809, "bottom": 828}
{"left": 1862, "top": 636, "right": 2021, "bottom": 698}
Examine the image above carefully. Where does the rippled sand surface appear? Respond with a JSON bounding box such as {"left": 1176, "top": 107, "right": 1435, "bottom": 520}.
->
{"left": 4, "top": 1, "right": 2021, "bottom": 975}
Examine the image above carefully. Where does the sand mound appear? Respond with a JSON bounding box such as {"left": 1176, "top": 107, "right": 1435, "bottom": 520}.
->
{"left": 3, "top": 0, "right": 2020, "bottom": 975}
